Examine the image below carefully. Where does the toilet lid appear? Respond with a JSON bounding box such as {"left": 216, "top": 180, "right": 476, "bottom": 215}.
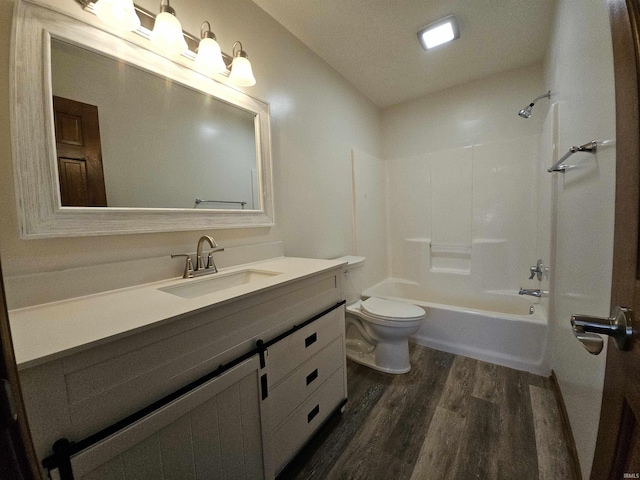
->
{"left": 361, "top": 297, "right": 425, "bottom": 321}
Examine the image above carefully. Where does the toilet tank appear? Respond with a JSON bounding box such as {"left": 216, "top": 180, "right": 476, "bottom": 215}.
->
{"left": 334, "top": 256, "right": 366, "bottom": 304}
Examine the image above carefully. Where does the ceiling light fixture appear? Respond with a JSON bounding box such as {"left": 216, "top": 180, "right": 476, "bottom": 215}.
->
{"left": 417, "top": 14, "right": 460, "bottom": 50}
{"left": 150, "top": 0, "right": 188, "bottom": 56}
{"left": 93, "top": 0, "right": 140, "bottom": 31}
{"left": 194, "top": 21, "right": 227, "bottom": 76}
{"left": 229, "top": 41, "right": 256, "bottom": 87}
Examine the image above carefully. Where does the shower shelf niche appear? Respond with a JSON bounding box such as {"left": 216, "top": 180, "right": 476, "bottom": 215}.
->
{"left": 430, "top": 243, "right": 472, "bottom": 274}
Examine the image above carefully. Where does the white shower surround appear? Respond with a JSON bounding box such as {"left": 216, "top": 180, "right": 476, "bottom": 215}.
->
{"left": 364, "top": 278, "right": 548, "bottom": 375}
{"left": 348, "top": 66, "right": 552, "bottom": 377}
{"left": 352, "top": 132, "right": 549, "bottom": 375}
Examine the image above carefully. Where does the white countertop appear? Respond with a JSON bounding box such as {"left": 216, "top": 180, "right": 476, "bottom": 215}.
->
{"left": 9, "top": 257, "right": 346, "bottom": 370}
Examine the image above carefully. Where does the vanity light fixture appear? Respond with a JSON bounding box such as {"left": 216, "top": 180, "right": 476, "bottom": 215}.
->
{"left": 93, "top": 0, "right": 140, "bottom": 31}
{"left": 194, "top": 22, "right": 227, "bottom": 76}
{"left": 149, "top": 0, "right": 188, "bottom": 56}
{"left": 417, "top": 14, "right": 460, "bottom": 50}
{"left": 76, "top": 0, "right": 257, "bottom": 84}
{"left": 229, "top": 41, "right": 256, "bottom": 87}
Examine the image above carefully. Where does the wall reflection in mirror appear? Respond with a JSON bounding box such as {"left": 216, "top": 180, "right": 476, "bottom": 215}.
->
{"left": 51, "top": 38, "right": 259, "bottom": 210}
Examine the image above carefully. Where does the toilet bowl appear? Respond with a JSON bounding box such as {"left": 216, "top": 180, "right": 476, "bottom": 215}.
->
{"left": 335, "top": 256, "right": 426, "bottom": 374}
{"left": 346, "top": 297, "right": 425, "bottom": 373}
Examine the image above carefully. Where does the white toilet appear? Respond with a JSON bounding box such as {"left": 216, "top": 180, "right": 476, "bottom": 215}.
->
{"left": 336, "top": 256, "right": 426, "bottom": 374}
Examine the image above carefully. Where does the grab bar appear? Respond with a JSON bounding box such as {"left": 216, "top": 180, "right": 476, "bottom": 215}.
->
{"left": 194, "top": 198, "right": 247, "bottom": 209}
{"left": 548, "top": 140, "right": 598, "bottom": 173}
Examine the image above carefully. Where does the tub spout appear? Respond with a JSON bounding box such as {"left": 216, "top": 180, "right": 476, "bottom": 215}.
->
{"left": 519, "top": 288, "right": 548, "bottom": 298}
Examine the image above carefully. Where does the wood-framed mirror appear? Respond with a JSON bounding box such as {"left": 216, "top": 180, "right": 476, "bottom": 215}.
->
{"left": 10, "top": 0, "right": 274, "bottom": 238}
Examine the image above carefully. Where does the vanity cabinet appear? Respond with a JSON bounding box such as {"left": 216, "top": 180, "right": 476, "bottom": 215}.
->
{"left": 264, "top": 307, "right": 347, "bottom": 474}
{"left": 15, "top": 260, "right": 347, "bottom": 479}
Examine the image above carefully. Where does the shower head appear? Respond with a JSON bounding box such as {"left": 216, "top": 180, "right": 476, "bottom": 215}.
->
{"left": 518, "top": 91, "right": 551, "bottom": 118}
{"left": 518, "top": 105, "right": 533, "bottom": 118}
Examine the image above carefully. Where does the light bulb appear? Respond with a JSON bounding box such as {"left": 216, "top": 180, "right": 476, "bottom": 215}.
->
{"left": 150, "top": 10, "right": 188, "bottom": 56}
{"left": 94, "top": 0, "right": 140, "bottom": 31}
{"left": 229, "top": 55, "right": 256, "bottom": 87}
{"left": 195, "top": 37, "right": 227, "bottom": 76}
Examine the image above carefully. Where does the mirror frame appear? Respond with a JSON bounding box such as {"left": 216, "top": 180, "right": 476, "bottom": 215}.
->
{"left": 10, "top": 0, "right": 275, "bottom": 238}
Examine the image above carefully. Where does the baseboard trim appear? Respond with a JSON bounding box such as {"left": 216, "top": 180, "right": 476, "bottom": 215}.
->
{"left": 550, "top": 370, "right": 583, "bottom": 480}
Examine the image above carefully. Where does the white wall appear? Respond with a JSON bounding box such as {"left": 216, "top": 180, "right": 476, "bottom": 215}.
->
{"left": 382, "top": 64, "right": 546, "bottom": 300}
{"left": 351, "top": 149, "right": 388, "bottom": 288}
{"left": 0, "top": 0, "right": 381, "bottom": 308}
{"left": 382, "top": 63, "right": 546, "bottom": 159}
{"left": 543, "top": 0, "right": 617, "bottom": 478}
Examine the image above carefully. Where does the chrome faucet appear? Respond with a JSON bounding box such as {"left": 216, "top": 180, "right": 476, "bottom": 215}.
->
{"left": 518, "top": 288, "right": 548, "bottom": 298}
{"left": 171, "top": 235, "right": 225, "bottom": 278}
{"left": 196, "top": 235, "right": 224, "bottom": 273}
{"left": 197, "top": 235, "right": 216, "bottom": 270}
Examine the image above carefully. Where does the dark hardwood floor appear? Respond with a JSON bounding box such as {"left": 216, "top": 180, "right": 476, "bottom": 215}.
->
{"left": 279, "top": 343, "right": 576, "bottom": 480}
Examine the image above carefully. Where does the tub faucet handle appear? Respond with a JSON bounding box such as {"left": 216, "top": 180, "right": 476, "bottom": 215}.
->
{"left": 529, "top": 259, "right": 544, "bottom": 280}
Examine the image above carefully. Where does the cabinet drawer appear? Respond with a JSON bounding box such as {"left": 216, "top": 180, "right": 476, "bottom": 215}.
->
{"left": 272, "top": 367, "right": 346, "bottom": 474}
{"left": 267, "top": 307, "right": 344, "bottom": 385}
{"left": 269, "top": 336, "right": 344, "bottom": 430}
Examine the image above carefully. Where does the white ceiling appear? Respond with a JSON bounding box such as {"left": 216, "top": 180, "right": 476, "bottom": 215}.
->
{"left": 251, "top": 0, "right": 557, "bottom": 108}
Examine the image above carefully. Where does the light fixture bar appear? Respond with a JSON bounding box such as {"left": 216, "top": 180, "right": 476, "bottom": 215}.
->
{"left": 75, "top": 0, "right": 233, "bottom": 73}
{"left": 417, "top": 14, "right": 460, "bottom": 50}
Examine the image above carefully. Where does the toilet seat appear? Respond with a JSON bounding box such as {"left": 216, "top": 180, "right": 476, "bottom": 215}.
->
{"left": 357, "top": 297, "right": 425, "bottom": 326}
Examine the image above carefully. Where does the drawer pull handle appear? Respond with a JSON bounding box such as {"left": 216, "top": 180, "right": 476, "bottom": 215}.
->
{"left": 306, "top": 369, "right": 318, "bottom": 385}
{"left": 305, "top": 333, "right": 317, "bottom": 348}
{"left": 307, "top": 404, "right": 320, "bottom": 423}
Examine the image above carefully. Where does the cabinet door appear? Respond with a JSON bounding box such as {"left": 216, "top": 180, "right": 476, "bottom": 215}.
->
{"left": 62, "top": 356, "right": 265, "bottom": 480}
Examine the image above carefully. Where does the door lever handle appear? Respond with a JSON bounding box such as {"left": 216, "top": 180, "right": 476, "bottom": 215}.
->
{"left": 570, "top": 306, "right": 633, "bottom": 355}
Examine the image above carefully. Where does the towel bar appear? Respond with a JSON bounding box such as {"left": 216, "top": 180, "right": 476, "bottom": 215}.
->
{"left": 548, "top": 140, "right": 598, "bottom": 173}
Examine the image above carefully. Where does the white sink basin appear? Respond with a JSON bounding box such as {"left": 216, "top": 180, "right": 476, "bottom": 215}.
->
{"left": 159, "top": 269, "right": 282, "bottom": 299}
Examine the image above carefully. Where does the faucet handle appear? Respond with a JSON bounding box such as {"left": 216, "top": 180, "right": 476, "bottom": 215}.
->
{"left": 171, "top": 254, "right": 194, "bottom": 279}
{"left": 206, "top": 248, "right": 225, "bottom": 272}
{"left": 528, "top": 259, "right": 544, "bottom": 281}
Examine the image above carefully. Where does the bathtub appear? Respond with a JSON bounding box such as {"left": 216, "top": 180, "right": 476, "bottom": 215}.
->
{"left": 363, "top": 278, "right": 548, "bottom": 375}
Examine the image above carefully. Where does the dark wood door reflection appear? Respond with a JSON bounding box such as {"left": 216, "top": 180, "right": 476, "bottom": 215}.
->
{"left": 53, "top": 96, "right": 107, "bottom": 207}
